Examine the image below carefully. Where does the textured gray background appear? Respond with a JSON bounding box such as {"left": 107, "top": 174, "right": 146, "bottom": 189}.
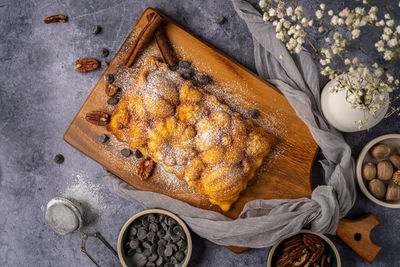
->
{"left": 1, "top": 0, "right": 399, "bottom": 266}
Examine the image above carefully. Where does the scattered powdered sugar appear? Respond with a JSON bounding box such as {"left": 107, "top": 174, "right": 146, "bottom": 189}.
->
{"left": 63, "top": 171, "right": 106, "bottom": 214}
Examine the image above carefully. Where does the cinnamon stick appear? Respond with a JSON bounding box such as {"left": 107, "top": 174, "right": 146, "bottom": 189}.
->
{"left": 146, "top": 14, "right": 177, "bottom": 66}
{"left": 124, "top": 12, "right": 164, "bottom": 67}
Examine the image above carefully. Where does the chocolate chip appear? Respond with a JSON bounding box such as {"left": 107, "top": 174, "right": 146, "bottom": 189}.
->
{"left": 156, "top": 229, "right": 165, "bottom": 238}
{"left": 198, "top": 74, "right": 211, "bottom": 85}
{"left": 170, "top": 256, "right": 177, "bottom": 264}
{"left": 91, "top": 25, "right": 101, "bottom": 34}
{"left": 157, "top": 245, "right": 165, "bottom": 256}
{"left": 149, "top": 223, "right": 159, "bottom": 232}
{"left": 97, "top": 134, "right": 109, "bottom": 143}
{"left": 129, "top": 240, "right": 140, "bottom": 249}
{"left": 130, "top": 227, "right": 137, "bottom": 236}
{"left": 148, "top": 253, "right": 158, "bottom": 262}
{"left": 147, "top": 231, "right": 156, "bottom": 242}
{"left": 104, "top": 73, "right": 114, "bottom": 84}
{"left": 101, "top": 61, "right": 108, "bottom": 69}
{"left": 167, "top": 218, "right": 177, "bottom": 227}
{"left": 250, "top": 108, "right": 260, "bottom": 119}
{"left": 215, "top": 16, "right": 226, "bottom": 25}
{"left": 177, "top": 239, "right": 187, "bottom": 250}
{"left": 142, "top": 241, "right": 152, "bottom": 249}
{"left": 99, "top": 48, "right": 109, "bottom": 58}
{"left": 148, "top": 214, "right": 156, "bottom": 222}
{"left": 134, "top": 149, "right": 143, "bottom": 159}
{"left": 127, "top": 248, "right": 135, "bottom": 256}
{"left": 107, "top": 96, "right": 119, "bottom": 105}
{"left": 138, "top": 255, "right": 147, "bottom": 265}
{"left": 156, "top": 256, "right": 163, "bottom": 266}
{"left": 157, "top": 239, "right": 167, "bottom": 247}
{"left": 143, "top": 248, "right": 151, "bottom": 257}
{"left": 164, "top": 246, "right": 173, "bottom": 257}
{"left": 137, "top": 229, "right": 147, "bottom": 240}
{"left": 174, "top": 251, "right": 185, "bottom": 262}
{"left": 178, "top": 60, "right": 191, "bottom": 68}
{"left": 121, "top": 148, "right": 131, "bottom": 157}
{"left": 54, "top": 154, "right": 64, "bottom": 164}
{"left": 181, "top": 68, "right": 195, "bottom": 80}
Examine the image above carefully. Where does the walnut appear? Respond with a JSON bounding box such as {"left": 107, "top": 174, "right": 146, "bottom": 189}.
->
{"left": 362, "top": 162, "right": 376, "bottom": 181}
{"left": 369, "top": 179, "right": 386, "bottom": 199}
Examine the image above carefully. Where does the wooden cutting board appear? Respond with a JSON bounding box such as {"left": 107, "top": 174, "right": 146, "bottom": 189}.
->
{"left": 64, "top": 8, "right": 317, "bottom": 219}
{"left": 64, "top": 8, "right": 382, "bottom": 263}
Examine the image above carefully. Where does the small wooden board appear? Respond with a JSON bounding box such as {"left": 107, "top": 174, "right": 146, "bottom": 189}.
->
{"left": 63, "top": 8, "right": 318, "bottom": 219}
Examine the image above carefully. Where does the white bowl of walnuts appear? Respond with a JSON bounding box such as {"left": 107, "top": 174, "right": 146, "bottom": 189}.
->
{"left": 356, "top": 134, "right": 400, "bottom": 208}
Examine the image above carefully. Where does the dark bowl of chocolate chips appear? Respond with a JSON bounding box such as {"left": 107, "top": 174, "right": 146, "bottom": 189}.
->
{"left": 118, "top": 209, "right": 192, "bottom": 267}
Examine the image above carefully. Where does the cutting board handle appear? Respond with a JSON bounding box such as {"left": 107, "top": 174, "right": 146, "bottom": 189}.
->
{"left": 336, "top": 213, "right": 382, "bottom": 263}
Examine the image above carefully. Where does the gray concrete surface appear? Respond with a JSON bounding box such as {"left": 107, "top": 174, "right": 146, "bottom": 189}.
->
{"left": 1, "top": 0, "right": 399, "bottom": 266}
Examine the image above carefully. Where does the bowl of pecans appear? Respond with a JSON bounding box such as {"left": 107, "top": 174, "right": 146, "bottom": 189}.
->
{"left": 117, "top": 209, "right": 192, "bottom": 267}
{"left": 267, "top": 230, "right": 341, "bottom": 267}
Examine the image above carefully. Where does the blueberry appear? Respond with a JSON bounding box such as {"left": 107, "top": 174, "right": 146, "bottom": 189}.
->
{"left": 91, "top": 25, "right": 101, "bottom": 34}
{"left": 250, "top": 108, "right": 260, "bottom": 119}
{"left": 104, "top": 73, "right": 114, "bottom": 84}
{"left": 215, "top": 16, "right": 226, "bottom": 25}
{"left": 107, "top": 97, "right": 119, "bottom": 105}
{"left": 178, "top": 60, "right": 191, "bottom": 68}
{"left": 99, "top": 48, "right": 109, "bottom": 58}
{"left": 54, "top": 154, "right": 64, "bottom": 164}
{"left": 97, "top": 134, "right": 109, "bottom": 143}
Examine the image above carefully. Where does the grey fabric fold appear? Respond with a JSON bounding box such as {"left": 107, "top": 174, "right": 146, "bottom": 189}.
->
{"left": 102, "top": 0, "right": 356, "bottom": 248}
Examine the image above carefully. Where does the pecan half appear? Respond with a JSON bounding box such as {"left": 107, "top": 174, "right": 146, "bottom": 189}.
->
{"left": 74, "top": 58, "right": 99, "bottom": 72}
{"left": 289, "top": 245, "right": 307, "bottom": 258}
{"left": 320, "top": 254, "right": 332, "bottom": 267}
{"left": 137, "top": 157, "right": 155, "bottom": 180}
{"left": 303, "top": 234, "right": 324, "bottom": 252}
{"left": 274, "top": 252, "right": 292, "bottom": 267}
{"left": 282, "top": 239, "right": 304, "bottom": 253}
{"left": 44, "top": 14, "right": 68, "bottom": 24}
{"left": 105, "top": 84, "right": 119, "bottom": 97}
{"left": 308, "top": 244, "right": 326, "bottom": 264}
{"left": 294, "top": 250, "right": 311, "bottom": 266}
{"left": 85, "top": 111, "right": 110, "bottom": 126}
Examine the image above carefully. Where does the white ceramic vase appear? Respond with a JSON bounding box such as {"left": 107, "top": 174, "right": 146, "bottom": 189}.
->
{"left": 321, "top": 78, "right": 389, "bottom": 132}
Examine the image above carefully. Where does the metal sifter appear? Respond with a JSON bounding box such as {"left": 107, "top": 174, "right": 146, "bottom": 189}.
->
{"left": 45, "top": 197, "right": 118, "bottom": 266}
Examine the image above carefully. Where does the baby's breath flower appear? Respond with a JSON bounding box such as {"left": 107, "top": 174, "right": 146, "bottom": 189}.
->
{"left": 315, "top": 10, "right": 323, "bottom": 19}
{"left": 344, "top": 58, "right": 351, "bottom": 65}
{"left": 351, "top": 29, "right": 360, "bottom": 39}
{"left": 287, "top": 6, "right": 293, "bottom": 16}
{"left": 259, "top": 0, "right": 267, "bottom": 9}
{"left": 328, "top": 10, "right": 333, "bottom": 16}
{"left": 294, "top": 6, "right": 303, "bottom": 18}
{"left": 387, "top": 38, "right": 398, "bottom": 48}
{"left": 263, "top": 12, "right": 270, "bottom": 22}
{"left": 320, "top": 4, "right": 325, "bottom": 10}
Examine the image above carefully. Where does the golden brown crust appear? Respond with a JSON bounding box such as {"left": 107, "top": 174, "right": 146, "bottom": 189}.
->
{"left": 108, "top": 56, "right": 277, "bottom": 211}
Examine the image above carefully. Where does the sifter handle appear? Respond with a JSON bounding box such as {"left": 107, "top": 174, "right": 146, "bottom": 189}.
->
{"left": 336, "top": 213, "right": 382, "bottom": 264}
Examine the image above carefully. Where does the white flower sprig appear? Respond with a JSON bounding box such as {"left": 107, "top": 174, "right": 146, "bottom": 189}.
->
{"left": 259, "top": 0, "right": 400, "bottom": 128}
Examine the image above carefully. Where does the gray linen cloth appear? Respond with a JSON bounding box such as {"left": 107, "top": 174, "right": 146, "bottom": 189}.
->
{"left": 102, "top": 0, "right": 356, "bottom": 247}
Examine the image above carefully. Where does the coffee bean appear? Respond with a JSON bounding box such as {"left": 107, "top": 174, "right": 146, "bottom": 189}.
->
{"left": 142, "top": 217, "right": 150, "bottom": 227}
{"left": 136, "top": 247, "right": 143, "bottom": 254}
{"left": 161, "top": 222, "right": 168, "bottom": 232}
{"left": 250, "top": 108, "right": 260, "bottom": 119}
{"left": 135, "top": 149, "right": 143, "bottom": 159}
{"left": 165, "top": 235, "right": 172, "bottom": 242}
{"left": 147, "top": 231, "right": 156, "bottom": 242}
{"left": 101, "top": 61, "right": 108, "bottom": 69}
{"left": 107, "top": 97, "right": 119, "bottom": 105}
{"left": 156, "top": 229, "right": 165, "bottom": 238}
{"left": 91, "top": 25, "right": 101, "bottom": 34}
{"left": 157, "top": 214, "right": 166, "bottom": 222}
{"left": 99, "top": 48, "right": 109, "bottom": 58}
{"left": 146, "top": 262, "right": 155, "bottom": 267}
{"left": 104, "top": 73, "right": 114, "bottom": 84}
{"left": 173, "top": 225, "right": 183, "bottom": 234}
{"left": 138, "top": 255, "right": 147, "bottom": 265}
{"left": 178, "top": 60, "right": 191, "bottom": 68}
{"left": 121, "top": 148, "right": 132, "bottom": 157}
{"left": 215, "top": 16, "right": 226, "bottom": 25}
{"left": 133, "top": 220, "right": 142, "bottom": 228}
{"left": 174, "top": 251, "right": 185, "bottom": 262}
{"left": 181, "top": 68, "right": 194, "bottom": 80}
{"left": 164, "top": 246, "right": 173, "bottom": 257}
{"left": 137, "top": 229, "right": 147, "bottom": 240}
{"left": 129, "top": 239, "right": 140, "bottom": 249}
{"left": 169, "top": 243, "right": 178, "bottom": 252}
{"left": 198, "top": 74, "right": 211, "bottom": 85}
{"left": 54, "top": 154, "right": 64, "bottom": 164}
{"left": 167, "top": 218, "right": 177, "bottom": 227}
{"left": 97, "top": 134, "right": 109, "bottom": 143}
{"left": 155, "top": 256, "right": 163, "bottom": 266}
{"left": 143, "top": 248, "right": 151, "bottom": 257}
{"left": 170, "top": 234, "right": 181, "bottom": 243}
